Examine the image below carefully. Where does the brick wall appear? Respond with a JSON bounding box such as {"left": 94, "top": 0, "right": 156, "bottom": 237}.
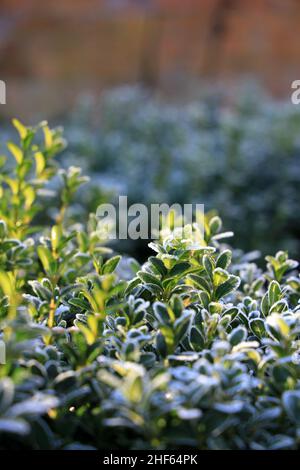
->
{"left": 1, "top": 0, "right": 300, "bottom": 119}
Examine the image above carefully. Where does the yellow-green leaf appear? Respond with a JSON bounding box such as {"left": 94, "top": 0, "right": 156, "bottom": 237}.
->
{"left": 4, "top": 177, "right": 18, "bottom": 195}
{"left": 7, "top": 142, "right": 23, "bottom": 164}
{"left": 34, "top": 151, "right": 46, "bottom": 176}
{"left": 37, "top": 245, "right": 53, "bottom": 273}
{"left": 12, "top": 118, "right": 28, "bottom": 140}
{"left": 24, "top": 186, "right": 35, "bottom": 209}
{"left": 43, "top": 125, "right": 53, "bottom": 149}
{"left": 51, "top": 225, "right": 62, "bottom": 253}
{"left": 0, "top": 271, "right": 14, "bottom": 297}
{"left": 213, "top": 268, "right": 228, "bottom": 287}
{"left": 76, "top": 322, "right": 95, "bottom": 345}
{"left": 126, "top": 376, "right": 143, "bottom": 404}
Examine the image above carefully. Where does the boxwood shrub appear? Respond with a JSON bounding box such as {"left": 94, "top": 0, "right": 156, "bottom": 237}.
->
{"left": 0, "top": 120, "right": 299, "bottom": 450}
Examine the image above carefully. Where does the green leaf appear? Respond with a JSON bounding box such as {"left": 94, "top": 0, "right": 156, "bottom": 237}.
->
{"left": 213, "top": 401, "right": 244, "bottom": 414}
{"left": 268, "top": 280, "right": 281, "bottom": 306}
{"left": 261, "top": 292, "right": 269, "bottom": 316}
{"left": 216, "top": 250, "right": 232, "bottom": 269}
{"left": 103, "top": 255, "right": 121, "bottom": 274}
{"left": 0, "top": 418, "right": 29, "bottom": 436}
{"left": 153, "top": 302, "right": 172, "bottom": 325}
{"left": 137, "top": 271, "right": 162, "bottom": 287}
{"left": 51, "top": 225, "right": 62, "bottom": 253}
{"left": 282, "top": 391, "right": 300, "bottom": 424}
{"left": 148, "top": 257, "right": 167, "bottom": 276}
{"left": 0, "top": 220, "right": 7, "bottom": 239}
{"left": 43, "top": 124, "right": 53, "bottom": 149}
{"left": 156, "top": 332, "right": 168, "bottom": 357}
{"left": 125, "top": 277, "right": 140, "bottom": 295}
{"left": 7, "top": 142, "right": 23, "bottom": 164}
{"left": 0, "top": 378, "right": 14, "bottom": 414}
{"left": 34, "top": 151, "right": 46, "bottom": 176}
{"left": 265, "top": 314, "right": 290, "bottom": 341}
{"left": 7, "top": 395, "right": 58, "bottom": 417}
{"left": 250, "top": 318, "right": 266, "bottom": 338}
{"left": 143, "top": 283, "right": 163, "bottom": 296}
{"left": 174, "top": 311, "right": 193, "bottom": 343}
{"left": 29, "top": 280, "right": 52, "bottom": 301}
{"left": 203, "top": 255, "right": 214, "bottom": 278}
{"left": 209, "top": 216, "right": 222, "bottom": 235}
{"left": 37, "top": 245, "right": 55, "bottom": 275}
{"left": 190, "top": 326, "right": 205, "bottom": 350}
{"left": 215, "top": 275, "right": 240, "bottom": 300}
{"left": 12, "top": 118, "right": 28, "bottom": 140}
{"left": 170, "top": 295, "right": 183, "bottom": 318}
{"left": 228, "top": 326, "right": 247, "bottom": 346}
{"left": 127, "top": 376, "right": 143, "bottom": 404}
{"left": 68, "top": 297, "right": 91, "bottom": 311}
{"left": 213, "top": 268, "right": 229, "bottom": 287}
{"left": 168, "top": 262, "right": 191, "bottom": 278}
{"left": 53, "top": 371, "right": 77, "bottom": 393}
{"left": 0, "top": 271, "right": 14, "bottom": 297}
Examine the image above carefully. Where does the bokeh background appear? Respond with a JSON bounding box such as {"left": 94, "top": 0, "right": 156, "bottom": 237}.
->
{"left": 1, "top": 0, "right": 300, "bottom": 118}
{"left": 1, "top": 0, "right": 300, "bottom": 259}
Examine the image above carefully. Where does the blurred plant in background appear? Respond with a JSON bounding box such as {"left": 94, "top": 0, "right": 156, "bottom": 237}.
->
{"left": 59, "top": 85, "right": 300, "bottom": 260}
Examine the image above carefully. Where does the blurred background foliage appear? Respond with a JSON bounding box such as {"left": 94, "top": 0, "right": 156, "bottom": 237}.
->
{"left": 64, "top": 85, "right": 300, "bottom": 260}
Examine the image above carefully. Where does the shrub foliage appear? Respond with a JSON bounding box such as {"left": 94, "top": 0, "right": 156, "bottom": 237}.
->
{"left": 0, "top": 120, "right": 300, "bottom": 450}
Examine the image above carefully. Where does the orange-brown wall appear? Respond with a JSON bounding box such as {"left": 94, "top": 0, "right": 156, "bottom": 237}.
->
{"left": 1, "top": 0, "right": 300, "bottom": 119}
